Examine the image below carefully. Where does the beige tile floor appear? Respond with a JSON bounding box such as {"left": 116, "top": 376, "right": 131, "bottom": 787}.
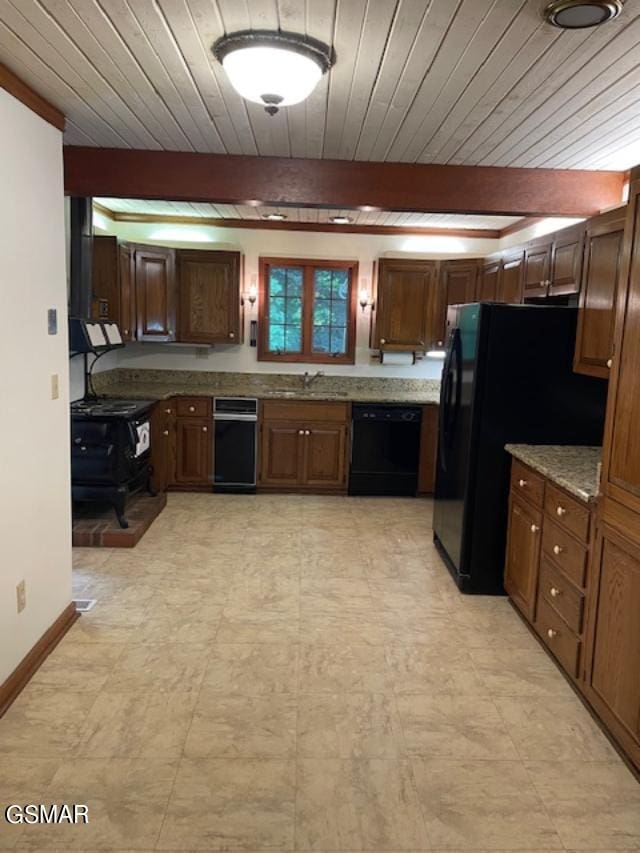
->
{"left": 1, "top": 492, "right": 639, "bottom": 851}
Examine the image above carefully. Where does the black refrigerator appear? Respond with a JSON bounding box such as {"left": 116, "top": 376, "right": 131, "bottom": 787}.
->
{"left": 433, "top": 303, "right": 608, "bottom": 595}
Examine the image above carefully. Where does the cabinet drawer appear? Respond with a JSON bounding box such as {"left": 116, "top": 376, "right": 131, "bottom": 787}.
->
{"left": 176, "top": 397, "right": 211, "bottom": 418}
{"left": 539, "top": 558, "right": 584, "bottom": 635}
{"left": 542, "top": 518, "right": 588, "bottom": 588}
{"left": 536, "top": 595, "right": 581, "bottom": 678}
{"left": 261, "top": 399, "right": 349, "bottom": 423}
{"left": 544, "top": 483, "right": 590, "bottom": 542}
{"left": 511, "top": 461, "right": 545, "bottom": 507}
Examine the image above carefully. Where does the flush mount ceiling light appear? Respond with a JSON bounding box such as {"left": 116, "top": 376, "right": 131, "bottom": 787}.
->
{"left": 262, "top": 212, "right": 287, "bottom": 221}
{"left": 330, "top": 215, "right": 353, "bottom": 225}
{"left": 213, "top": 30, "right": 334, "bottom": 115}
{"left": 543, "top": 0, "right": 623, "bottom": 28}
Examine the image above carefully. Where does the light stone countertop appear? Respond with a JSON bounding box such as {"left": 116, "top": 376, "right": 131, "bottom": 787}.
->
{"left": 92, "top": 368, "right": 442, "bottom": 405}
{"left": 505, "top": 444, "right": 602, "bottom": 503}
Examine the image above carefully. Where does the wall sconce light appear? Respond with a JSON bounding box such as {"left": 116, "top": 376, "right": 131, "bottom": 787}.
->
{"left": 359, "top": 277, "right": 372, "bottom": 312}
{"left": 245, "top": 274, "right": 258, "bottom": 309}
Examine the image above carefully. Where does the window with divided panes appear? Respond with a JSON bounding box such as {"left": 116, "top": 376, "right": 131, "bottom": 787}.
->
{"left": 258, "top": 258, "right": 357, "bottom": 364}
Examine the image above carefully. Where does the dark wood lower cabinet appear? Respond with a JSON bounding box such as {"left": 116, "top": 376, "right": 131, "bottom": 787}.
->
{"left": 150, "top": 401, "right": 175, "bottom": 493}
{"left": 584, "top": 522, "right": 640, "bottom": 769}
{"left": 259, "top": 400, "right": 349, "bottom": 492}
{"left": 504, "top": 495, "right": 542, "bottom": 621}
{"left": 150, "top": 397, "right": 211, "bottom": 491}
{"left": 505, "top": 458, "right": 640, "bottom": 772}
{"left": 175, "top": 418, "right": 211, "bottom": 487}
{"left": 418, "top": 404, "right": 438, "bottom": 494}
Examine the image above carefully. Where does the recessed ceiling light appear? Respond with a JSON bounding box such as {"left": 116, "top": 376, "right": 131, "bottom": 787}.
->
{"left": 213, "top": 30, "right": 334, "bottom": 115}
{"left": 543, "top": 0, "right": 623, "bottom": 28}
{"left": 263, "top": 212, "right": 287, "bottom": 221}
{"left": 330, "top": 215, "right": 352, "bottom": 224}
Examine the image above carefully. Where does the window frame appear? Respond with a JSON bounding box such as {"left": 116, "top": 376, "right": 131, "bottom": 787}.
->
{"left": 258, "top": 256, "right": 358, "bottom": 364}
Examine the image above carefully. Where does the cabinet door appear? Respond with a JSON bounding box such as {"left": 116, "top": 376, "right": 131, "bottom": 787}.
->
{"left": 603, "top": 185, "right": 640, "bottom": 510}
{"left": 303, "top": 423, "right": 347, "bottom": 489}
{"left": 91, "top": 236, "right": 119, "bottom": 322}
{"left": 550, "top": 225, "right": 584, "bottom": 296}
{"left": 586, "top": 526, "right": 640, "bottom": 757}
{"left": 523, "top": 241, "right": 552, "bottom": 298}
{"left": 175, "top": 417, "right": 211, "bottom": 486}
{"left": 118, "top": 243, "right": 136, "bottom": 342}
{"left": 178, "top": 250, "right": 240, "bottom": 344}
{"left": 135, "top": 246, "right": 176, "bottom": 342}
{"left": 498, "top": 252, "right": 524, "bottom": 303}
{"left": 478, "top": 261, "right": 501, "bottom": 301}
{"left": 438, "top": 260, "right": 479, "bottom": 341}
{"left": 574, "top": 210, "right": 625, "bottom": 379}
{"left": 260, "top": 422, "right": 304, "bottom": 487}
{"left": 418, "top": 404, "right": 438, "bottom": 494}
{"left": 374, "top": 260, "right": 436, "bottom": 350}
{"left": 150, "top": 400, "right": 175, "bottom": 491}
{"left": 504, "top": 495, "right": 542, "bottom": 619}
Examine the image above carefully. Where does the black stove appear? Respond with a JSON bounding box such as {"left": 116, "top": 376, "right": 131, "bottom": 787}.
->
{"left": 70, "top": 398, "right": 155, "bottom": 528}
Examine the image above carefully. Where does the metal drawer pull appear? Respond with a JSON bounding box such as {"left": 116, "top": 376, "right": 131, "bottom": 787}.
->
{"left": 556, "top": 505, "right": 567, "bottom": 516}
{"left": 530, "top": 524, "right": 540, "bottom": 533}
{"left": 518, "top": 478, "right": 527, "bottom": 487}
{"left": 553, "top": 544, "right": 563, "bottom": 555}
{"left": 550, "top": 586, "right": 561, "bottom": 597}
{"left": 547, "top": 628, "right": 557, "bottom": 639}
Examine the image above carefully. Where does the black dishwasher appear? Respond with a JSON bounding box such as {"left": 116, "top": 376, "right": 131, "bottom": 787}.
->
{"left": 348, "top": 403, "right": 422, "bottom": 496}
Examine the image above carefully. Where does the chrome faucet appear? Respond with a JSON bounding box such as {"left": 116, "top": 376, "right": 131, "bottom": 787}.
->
{"left": 302, "top": 370, "right": 325, "bottom": 389}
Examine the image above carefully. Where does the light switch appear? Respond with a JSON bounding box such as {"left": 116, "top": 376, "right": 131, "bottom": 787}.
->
{"left": 51, "top": 374, "right": 59, "bottom": 400}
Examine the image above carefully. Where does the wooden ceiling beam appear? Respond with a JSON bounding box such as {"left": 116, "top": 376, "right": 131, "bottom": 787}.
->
{"left": 1, "top": 63, "right": 65, "bottom": 131}
{"left": 65, "top": 147, "right": 624, "bottom": 218}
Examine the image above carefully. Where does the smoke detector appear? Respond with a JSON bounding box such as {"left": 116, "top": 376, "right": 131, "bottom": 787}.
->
{"left": 544, "top": 1, "right": 623, "bottom": 28}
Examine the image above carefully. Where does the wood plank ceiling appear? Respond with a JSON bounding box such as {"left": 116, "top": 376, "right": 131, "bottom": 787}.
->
{"left": 94, "top": 197, "right": 522, "bottom": 230}
{"left": 2, "top": 0, "right": 640, "bottom": 170}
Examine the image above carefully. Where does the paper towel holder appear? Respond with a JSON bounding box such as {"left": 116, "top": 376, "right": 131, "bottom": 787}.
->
{"left": 378, "top": 350, "right": 419, "bottom": 365}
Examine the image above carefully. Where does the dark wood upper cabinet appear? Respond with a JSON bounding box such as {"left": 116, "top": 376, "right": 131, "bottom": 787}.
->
{"left": 177, "top": 250, "right": 241, "bottom": 344}
{"left": 438, "top": 259, "right": 480, "bottom": 341}
{"left": 135, "top": 246, "right": 176, "bottom": 342}
{"left": 478, "top": 259, "right": 501, "bottom": 302}
{"left": 91, "top": 235, "right": 120, "bottom": 323}
{"left": 523, "top": 239, "right": 552, "bottom": 298}
{"left": 118, "top": 243, "right": 136, "bottom": 341}
{"left": 574, "top": 207, "right": 625, "bottom": 379}
{"left": 549, "top": 224, "right": 585, "bottom": 296}
{"left": 498, "top": 250, "right": 524, "bottom": 303}
{"left": 372, "top": 259, "right": 438, "bottom": 350}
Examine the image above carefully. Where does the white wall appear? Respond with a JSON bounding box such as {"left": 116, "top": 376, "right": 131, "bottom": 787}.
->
{"left": 0, "top": 90, "right": 72, "bottom": 684}
{"left": 95, "top": 217, "right": 500, "bottom": 382}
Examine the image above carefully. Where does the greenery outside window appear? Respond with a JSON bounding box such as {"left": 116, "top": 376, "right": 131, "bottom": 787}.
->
{"left": 258, "top": 257, "right": 358, "bottom": 364}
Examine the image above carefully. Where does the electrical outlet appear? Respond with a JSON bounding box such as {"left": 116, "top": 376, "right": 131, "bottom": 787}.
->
{"left": 51, "top": 374, "right": 59, "bottom": 400}
{"left": 195, "top": 347, "right": 210, "bottom": 359}
{"left": 16, "top": 580, "right": 26, "bottom": 614}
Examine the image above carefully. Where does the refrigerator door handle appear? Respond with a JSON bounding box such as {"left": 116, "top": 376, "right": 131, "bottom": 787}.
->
{"left": 439, "top": 326, "right": 462, "bottom": 472}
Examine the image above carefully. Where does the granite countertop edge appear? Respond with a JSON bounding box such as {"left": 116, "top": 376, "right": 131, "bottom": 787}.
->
{"left": 505, "top": 443, "right": 602, "bottom": 504}
{"left": 95, "top": 383, "right": 441, "bottom": 405}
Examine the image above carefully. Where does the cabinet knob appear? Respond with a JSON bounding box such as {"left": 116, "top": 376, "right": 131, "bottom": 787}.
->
{"left": 202, "top": 426, "right": 208, "bottom": 432}
{"left": 437, "top": 340, "right": 443, "bottom": 347}
{"left": 124, "top": 328, "right": 129, "bottom": 335}
{"left": 518, "top": 478, "right": 527, "bottom": 487}
{"left": 162, "top": 429, "right": 169, "bottom": 436}
{"left": 547, "top": 628, "right": 557, "bottom": 639}
{"left": 550, "top": 586, "right": 561, "bottom": 597}
{"left": 229, "top": 332, "right": 235, "bottom": 339}
{"left": 305, "top": 429, "right": 310, "bottom": 436}
{"left": 380, "top": 338, "right": 386, "bottom": 345}
{"left": 298, "top": 429, "right": 304, "bottom": 435}
{"left": 530, "top": 524, "right": 540, "bottom": 533}
{"left": 606, "top": 358, "right": 613, "bottom": 368}
{"left": 165, "top": 408, "right": 172, "bottom": 414}
{"left": 556, "top": 505, "right": 567, "bottom": 516}
{"left": 553, "top": 544, "right": 563, "bottom": 555}
{"left": 189, "top": 405, "right": 195, "bottom": 412}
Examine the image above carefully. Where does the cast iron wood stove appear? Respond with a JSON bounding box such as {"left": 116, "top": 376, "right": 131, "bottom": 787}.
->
{"left": 70, "top": 398, "right": 155, "bottom": 528}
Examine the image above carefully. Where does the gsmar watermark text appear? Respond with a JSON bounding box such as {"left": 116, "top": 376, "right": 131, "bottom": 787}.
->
{"left": 5, "top": 804, "right": 89, "bottom": 824}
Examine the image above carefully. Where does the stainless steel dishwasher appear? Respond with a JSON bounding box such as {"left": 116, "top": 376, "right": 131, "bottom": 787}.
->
{"left": 213, "top": 397, "right": 258, "bottom": 492}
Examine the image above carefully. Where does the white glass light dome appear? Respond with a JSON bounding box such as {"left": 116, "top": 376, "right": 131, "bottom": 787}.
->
{"left": 213, "top": 31, "right": 334, "bottom": 115}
